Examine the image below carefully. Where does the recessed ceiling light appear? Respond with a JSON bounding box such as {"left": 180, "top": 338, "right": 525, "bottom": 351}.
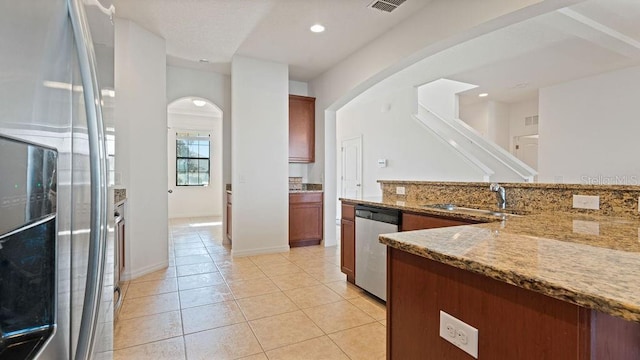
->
{"left": 192, "top": 99, "right": 206, "bottom": 107}
{"left": 478, "top": 93, "right": 489, "bottom": 97}
{"left": 310, "top": 24, "right": 325, "bottom": 33}
{"left": 198, "top": 59, "right": 209, "bottom": 63}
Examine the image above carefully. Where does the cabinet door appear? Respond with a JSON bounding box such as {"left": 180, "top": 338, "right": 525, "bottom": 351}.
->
{"left": 401, "top": 212, "right": 475, "bottom": 231}
{"left": 289, "top": 202, "right": 323, "bottom": 246}
{"left": 289, "top": 95, "right": 315, "bottom": 163}
{"left": 340, "top": 218, "right": 356, "bottom": 283}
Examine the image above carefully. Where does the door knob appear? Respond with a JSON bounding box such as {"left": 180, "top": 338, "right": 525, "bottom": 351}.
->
{"left": 168, "top": 190, "right": 173, "bottom": 193}
{"left": 356, "top": 184, "right": 361, "bottom": 187}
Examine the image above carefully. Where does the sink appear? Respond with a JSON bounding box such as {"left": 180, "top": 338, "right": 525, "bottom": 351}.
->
{"left": 421, "top": 203, "right": 523, "bottom": 217}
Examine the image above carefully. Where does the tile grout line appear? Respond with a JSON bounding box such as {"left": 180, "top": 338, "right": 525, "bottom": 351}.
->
{"left": 116, "top": 218, "right": 381, "bottom": 359}
{"left": 171, "top": 227, "right": 189, "bottom": 360}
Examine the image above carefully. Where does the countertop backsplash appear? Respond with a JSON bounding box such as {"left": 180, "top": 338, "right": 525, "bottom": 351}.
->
{"left": 289, "top": 177, "right": 322, "bottom": 192}
{"left": 225, "top": 180, "right": 322, "bottom": 193}
{"left": 378, "top": 180, "right": 640, "bottom": 219}
{"left": 114, "top": 188, "right": 127, "bottom": 204}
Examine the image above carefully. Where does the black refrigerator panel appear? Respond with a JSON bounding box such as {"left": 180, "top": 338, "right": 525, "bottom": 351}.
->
{"left": 0, "top": 136, "right": 57, "bottom": 359}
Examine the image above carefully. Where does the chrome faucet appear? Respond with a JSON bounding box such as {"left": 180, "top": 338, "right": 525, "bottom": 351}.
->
{"left": 490, "top": 183, "right": 506, "bottom": 209}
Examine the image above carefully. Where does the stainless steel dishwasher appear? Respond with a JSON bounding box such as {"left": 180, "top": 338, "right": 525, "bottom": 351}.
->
{"left": 355, "top": 205, "right": 400, "bottom": 301}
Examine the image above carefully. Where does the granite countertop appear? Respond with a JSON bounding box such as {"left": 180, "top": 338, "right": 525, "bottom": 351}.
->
{"left": 226, "top": 189, "right": 323, "bottom": 194}
{"left": 340, "top": 196, "right": 516, "bottom": 223}
{"left": 342, "top": 196, "right": 640, "bottom": 322}
{"left": 227, "top": 183, "right": 323, "bottom": 194}
{"left": 114, "top": 188, "right": 127, "bottom": 205}
{"left": 377, "top": 179, "right": 640, "bottom": 191}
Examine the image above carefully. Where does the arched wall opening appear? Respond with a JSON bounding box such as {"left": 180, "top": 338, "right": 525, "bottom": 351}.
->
{"left": 167, "top": 96, "right": 224, "bottom": 219}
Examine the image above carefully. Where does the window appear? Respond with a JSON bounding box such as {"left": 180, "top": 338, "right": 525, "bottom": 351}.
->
{"left": 176, "top": 133, "right": 210, "bottom": 186}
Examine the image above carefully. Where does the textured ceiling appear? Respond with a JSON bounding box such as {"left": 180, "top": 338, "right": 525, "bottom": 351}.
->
{"left": 113, "top": 0, "right": 433, "bottom": 80}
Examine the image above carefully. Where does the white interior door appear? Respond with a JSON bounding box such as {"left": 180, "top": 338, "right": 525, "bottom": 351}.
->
{"left": 514, "top": 135, "right": 539, "bottom": 170}
{"left": 341, "top": 136, "right": 362, "bottom": 199}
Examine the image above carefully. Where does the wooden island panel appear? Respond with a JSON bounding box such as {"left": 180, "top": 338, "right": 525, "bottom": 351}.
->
{"left": 340, "top": 203, "right": 356, "bottom": 283}
{"left": 401, "top": 212, "right": 477, "bottom": 231}
{"left": 387, "top": 247, "right": 640, "bottom": 360}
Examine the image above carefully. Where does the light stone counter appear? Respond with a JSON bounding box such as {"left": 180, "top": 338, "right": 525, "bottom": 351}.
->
{"left": 341, "top": 196, "right": 640, "bottom": 322}
{"left": 114, "top": 188, "right": 126, "bottom": 205}
{"left": 379, "top": 212, "right": 640, "bottom": 322}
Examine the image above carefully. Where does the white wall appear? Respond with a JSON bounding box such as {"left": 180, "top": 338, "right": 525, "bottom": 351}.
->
{"left": 289, "top": 80, "right": 308, "bottom": 97}
{"left": 460, "top": 100, "right": 511, "bottom": 150}
{"left": 166, "top": 66, "right": 231, "bottom": 236}
{"left": 311, "top": 0, "right": 566, "bottom": 247}
{"left": 508, "top": 97, "right": 539, "bottom": 152}
{"left": 487, "top": 101, "right": 510, "bottom": 150}
{"left": 417, "top": 78, "right": 477, "bottom": 120}
{"left": 459, "top": 101, "right": 489, "bottom": 136}
{"left": 538, "top": 65, "right": 640, "bottom": 184}
{"left": 114, "top": 19, "right": 168, "bottom": 279}
{"left": 167, "top": 112, "right": 223, "bottom": 218}
{"left": 337, "top": 87, "right": 486, "bottom": 198}
{"left": 231, "top": 56, "right": 289, "bottom": 256}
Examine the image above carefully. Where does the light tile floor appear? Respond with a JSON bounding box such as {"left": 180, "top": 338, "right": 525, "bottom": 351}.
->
{"left": 114, "top": 217, "right": 387, "bottom": 360}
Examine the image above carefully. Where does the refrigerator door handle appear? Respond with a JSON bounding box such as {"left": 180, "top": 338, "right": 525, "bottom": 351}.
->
{"left": 68, "top": 0, "right": 109, "bottom": 359}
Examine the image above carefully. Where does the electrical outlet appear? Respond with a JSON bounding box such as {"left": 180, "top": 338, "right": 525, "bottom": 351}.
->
{"left": 572, "top": 220, "right": 600, "bottom": 236}
{"left": 396, "top": 186, "right": 405, "bottom": 195}
{"left": 439, "top": 311, "right": 478, "bottom": 358}
{"left": 572, "top": 195, "right": 599, "bottom": 210}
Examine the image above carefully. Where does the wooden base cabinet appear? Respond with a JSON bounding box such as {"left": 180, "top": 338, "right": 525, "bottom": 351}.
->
{"left": 289, "top": 192, "right": 323, "bottom": 247}
{"left": 387, "top": 248, "right": 640, "bottom": 360}
{"left": 340, "top": 204, "right": 356, "bottom": 283}
{"left": 401, "top": 212, "right": 477, "bottom": 231}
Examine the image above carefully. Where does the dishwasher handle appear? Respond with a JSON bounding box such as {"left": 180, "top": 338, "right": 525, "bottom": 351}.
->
{"left": 355, "top": 205, "right": 400, "bottom": 225}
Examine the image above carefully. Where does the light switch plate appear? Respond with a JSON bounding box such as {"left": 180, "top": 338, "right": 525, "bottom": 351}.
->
{"left": 572, "top": 195, "right": 599, "bottom": 210}
{"left": 439, "top": 311, "right": 478, "bottom": 358}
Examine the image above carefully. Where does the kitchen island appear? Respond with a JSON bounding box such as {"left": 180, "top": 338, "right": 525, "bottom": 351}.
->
{"left": 342, "top": 181, "right": 640, "bottom": 359}
{"left": 381, "top": 213, "right": 640, "bottom": 359}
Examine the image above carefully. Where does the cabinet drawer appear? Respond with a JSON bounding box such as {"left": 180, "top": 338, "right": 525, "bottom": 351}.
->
{"left": 289, "top": 192, "right": 323, "bottom": 204}
{"left": 401, "top": 212, "right": 476, "bottom": 231}
{"left": 341, "top": 203, "right": 355, "bottom": 221}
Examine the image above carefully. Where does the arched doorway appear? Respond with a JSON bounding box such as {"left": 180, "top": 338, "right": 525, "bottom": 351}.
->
{"left": 167, "top": 97, "right": 223, "bottom": 220}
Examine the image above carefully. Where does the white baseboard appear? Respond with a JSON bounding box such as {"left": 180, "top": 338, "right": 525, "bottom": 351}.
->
{"left": 231, "top": 245, "right": 290, "bottom": 257}
{"left": 121, "top": 260, "right": 169, "bottom": 281}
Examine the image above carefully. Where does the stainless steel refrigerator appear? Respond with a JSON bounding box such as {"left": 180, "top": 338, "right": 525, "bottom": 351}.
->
{"left": 0, "top": 0, "right": 115, "bottom": 359}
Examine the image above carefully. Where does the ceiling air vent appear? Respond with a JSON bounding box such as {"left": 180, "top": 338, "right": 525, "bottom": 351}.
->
{"left": 369, "top": 0, "right": 407, "bottom": 13}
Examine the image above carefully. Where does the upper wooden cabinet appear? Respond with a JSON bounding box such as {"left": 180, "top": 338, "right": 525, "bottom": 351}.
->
{"left": 289, "top": 95, "right": 315, "bottom": 163}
